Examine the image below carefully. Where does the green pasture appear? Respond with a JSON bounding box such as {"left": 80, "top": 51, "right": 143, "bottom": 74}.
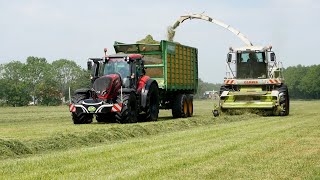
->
{"left": 0, "top": 100, "right": 319, "bottom": 179}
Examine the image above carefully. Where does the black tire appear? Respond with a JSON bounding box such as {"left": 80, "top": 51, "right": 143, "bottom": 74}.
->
{"left": 172, "top": 94, "right": 188, "bottom": 118}
{"left": 115, "top": 93, "right": 138, "bottom": 123}
{"left": 278, "top": 84, "right": 290, "bottom": 116}
{"left": 186, "top": 94, "right": 193, "bottom": 117}
{"left": 71, "top": 93, "right": 93, "bottom": 124}
{"left": 139, "top": 82, "right": 159, "bottom": 122}
{"left": 213, "top": 110, "right": 219, "bottom": 117}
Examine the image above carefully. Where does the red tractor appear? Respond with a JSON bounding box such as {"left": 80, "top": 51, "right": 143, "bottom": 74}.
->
{"left": 69, "top": 50, "right": 159, "bottom": 124}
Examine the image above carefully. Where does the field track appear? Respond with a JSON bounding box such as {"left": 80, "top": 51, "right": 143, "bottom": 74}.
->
{"left": 0, "top": 100, "right": 319, "bottom": 179}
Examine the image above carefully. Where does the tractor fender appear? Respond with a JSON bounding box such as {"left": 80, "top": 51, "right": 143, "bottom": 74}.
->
{"left": 141, "top": 79, "right": 158, "bottom": 108}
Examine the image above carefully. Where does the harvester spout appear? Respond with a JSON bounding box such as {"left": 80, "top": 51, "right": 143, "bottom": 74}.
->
{"left": 171, "top": 13, "right": 253, "bottom": 46}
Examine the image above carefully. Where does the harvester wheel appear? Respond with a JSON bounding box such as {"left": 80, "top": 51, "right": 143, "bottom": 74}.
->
{"left": 213, "top": 110, "right": 219, "bottom": 117}
{"left": 172, "top": 94, "right": 188, "bottom": 118}
{"left": 186, "top": 94, "right": 193, "bottom": 117}
{"left": 139, "top": 82, "right": 159, "bottom": 122}
{"left": 278, "top": 84, "right": 290, "bottom": 116}
{"left": 71, "top": 93, "right": 93, "bottom": 124}
{"left": 115, "top": 93, "right": 138, "bottom": 123}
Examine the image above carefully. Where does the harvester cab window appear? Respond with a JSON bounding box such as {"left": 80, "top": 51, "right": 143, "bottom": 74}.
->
{"left": 237, "top": 52, "right": 267, "bottom": 79}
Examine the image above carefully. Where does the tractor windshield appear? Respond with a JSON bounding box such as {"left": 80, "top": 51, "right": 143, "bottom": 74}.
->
{"left": 103, "top": 60, "right": 130, "bottom": 79}
{"left": 236, "top": 52, "right": 267, "bottom": 79}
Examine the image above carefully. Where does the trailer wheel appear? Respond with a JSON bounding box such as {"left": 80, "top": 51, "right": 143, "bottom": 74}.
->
{"left": 172, "top": 94, "right": 188, "bottom": 118}
{"left": 71, "top": 93, "right": 93, "bottom": 124}
{"left": 278, "top": 84, "right": 290, "bottom": 116}
{"left": 115, "top": 93, "right": 138, "bottom": 123}
{"left": 139, "top": 82, "right": 159, "bottom": 122}
{"left": 186, "top": 94, "right": 193, "bottom": 117}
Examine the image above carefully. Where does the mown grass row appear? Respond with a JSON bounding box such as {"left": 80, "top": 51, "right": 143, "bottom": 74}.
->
{"left": 1, "top": 106, "right": 319, "bottom": 179}
{"left": 0, "top": 106, "right": 258, "bottom": 159}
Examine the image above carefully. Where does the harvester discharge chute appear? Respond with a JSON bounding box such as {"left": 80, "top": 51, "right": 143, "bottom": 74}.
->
{"left": 169, "top": 13, "right": 253, "bottom": 46}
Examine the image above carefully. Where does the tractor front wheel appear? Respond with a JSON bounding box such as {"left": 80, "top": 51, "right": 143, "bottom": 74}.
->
{"left": 115, "top": 93, "right": 138, "bottom": 123}
{"left": 71, "top": 93, "right": 93, "bottom": 124}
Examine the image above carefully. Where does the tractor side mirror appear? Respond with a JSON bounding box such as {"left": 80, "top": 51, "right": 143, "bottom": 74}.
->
{"left": 87, "top": 61, "right": 93, "bottom": 70}
{"left": 227, "top": 53, "right": 236, "bottom": 63}
{"left": 270, "top": 52, "right": 276, "bottom": 61}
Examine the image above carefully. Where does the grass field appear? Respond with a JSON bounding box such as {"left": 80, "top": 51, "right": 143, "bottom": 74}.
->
{"left": 1, "top": 100, "right": 320, "bottom": 179}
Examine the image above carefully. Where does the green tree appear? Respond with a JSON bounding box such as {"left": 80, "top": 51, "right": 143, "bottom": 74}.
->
{"left": 70, "top": 69, "right": 91, "bottom": 95}
{"left": 24, "top": 56, "right": 50, "bottom": 104}
{"left": 52, "top": 59, "right": 85, "bottom": 101}
{"left": 35, "top": 78, "right": 61, "bottom": 106}
{"left": 300, "top": 65, "right": 320, "bottom": 99}
{"left": 0, "top": 61, "right": 31, "bottom": 106}
{"left": 284, "top": 65, "right": 308, "bottom": 99}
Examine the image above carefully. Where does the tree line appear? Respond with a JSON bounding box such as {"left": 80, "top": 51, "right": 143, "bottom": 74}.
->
{"left": 284, "top": 64, "right": 320, "bottom": 99}
{"left": 0, "top": 57, "right": 319, "bottom": 106}
{"left": 0, "top": 57, "right": 90, "bottom": 106}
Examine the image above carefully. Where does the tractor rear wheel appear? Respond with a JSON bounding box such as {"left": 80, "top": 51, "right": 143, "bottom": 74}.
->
{"left": 278, "top": 84, "right": 290, "bottom": 116}
{"left": 71, "top": 93, "right": 93, "bottom": 124}
{"left": 172, "top": 94, "right": 188, "bottom": 118}
{"left": 139, "top": 82, "right": 159, "bottom": 122}
{"left": 186, "top": 94, "right": 193, "bottom": 117}
{"left": 115, "top": 93, "right": 138, "bottom": 123}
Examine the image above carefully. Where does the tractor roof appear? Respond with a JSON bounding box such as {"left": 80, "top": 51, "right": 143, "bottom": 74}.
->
{"left": 89, "top": 54, "right": 143, "bottom": 63}
{"left": 108, "top": 54, "right": 143, "bottom": 60}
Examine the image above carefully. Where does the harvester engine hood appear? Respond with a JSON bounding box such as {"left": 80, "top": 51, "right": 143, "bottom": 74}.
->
{"left": 92, "top": 74, "right": 121, "bottom": 100}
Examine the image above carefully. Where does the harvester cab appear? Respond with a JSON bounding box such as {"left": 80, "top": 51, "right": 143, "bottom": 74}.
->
{"left": 213, "top": 45, "right": 290, "bottom": 117}
{"left": 226, "top": 46, "right": 282, "bottom": 80}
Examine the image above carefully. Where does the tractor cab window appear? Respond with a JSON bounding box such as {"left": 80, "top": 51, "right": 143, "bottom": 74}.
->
{"left": 237, "top": 52, "right": 267, "bottom": 79}
{"left": 103, "top": 60, "right": 130, "bottom": 79}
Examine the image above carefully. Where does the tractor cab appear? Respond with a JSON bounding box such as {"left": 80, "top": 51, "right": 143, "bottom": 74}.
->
{"left": 87, "top": 54, "right": 145, "bottom": 89}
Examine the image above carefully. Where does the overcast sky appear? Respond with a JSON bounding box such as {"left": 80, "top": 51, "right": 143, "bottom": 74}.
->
{"left": 0, "top": 0, "right": 319, "bottom": 83}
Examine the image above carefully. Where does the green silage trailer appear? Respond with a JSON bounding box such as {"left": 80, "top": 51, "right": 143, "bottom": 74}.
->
{"left": 114, "top": 40, "right": 198, "bottom": 118}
